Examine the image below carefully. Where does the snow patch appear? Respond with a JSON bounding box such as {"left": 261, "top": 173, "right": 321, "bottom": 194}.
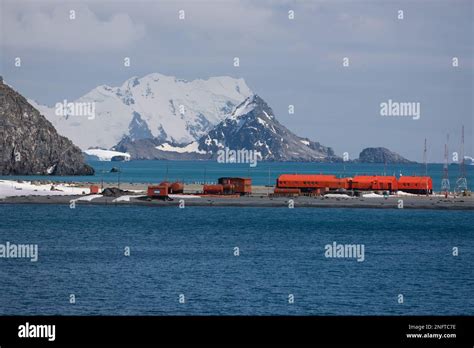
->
{"left": 362, "top": 193, "right": 385, "bottom": 198}
{"left": 324, "top": 194, "right": 352, "bottom": 198}
{"left": 112, "top": 195, "right": 146, "bottom": 202}
{"left": 300, "top": 139, "right": 310, "bottom": 146}
{"left": 257, "top": 117, "right": 268, "bottom": 127}
{"left": 156, "top": 142, "right": 206, "bottom": 154}
{"left": 168, "top": 194, "right": 202, "bottom": 199}
{"left": 72, "top": 194, "right": 103, "bottom": 202}
{"left": 396, "top": 191, "right": 418, "bottom": 197}
{"left": 0, "top": 180, "right": 90, "bottom": 199}
{"left": 46, "top": 164, "right": 56, "bottom": 174}
{"left": 230, "top": 97, "right": 256, "bottom": 120}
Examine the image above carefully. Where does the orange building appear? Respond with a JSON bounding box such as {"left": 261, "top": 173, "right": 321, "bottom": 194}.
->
{"left": 147, "top": 185, "right": 169, "bottom": 198}
{"left": 398, "top": 176, "right": 432, "bottom": 194}
{"left": 276, "top": 174, "right": 348, "bottom": 191}
{"left": 350, "top": 175, "right": 398, "bottom": 192}
{"left": 203, "top": 184, "right": 224, "bottom": 194}
{"left": 89, "top": 185, "right": 101, "bottom": 194}
{"left": 218, "top": 177, "right": 252, "bottom": 195}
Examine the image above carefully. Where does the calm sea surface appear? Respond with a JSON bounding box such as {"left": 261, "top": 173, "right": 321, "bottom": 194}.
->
{"left": 0, "top": 205, "right": 472, "bottom": 315}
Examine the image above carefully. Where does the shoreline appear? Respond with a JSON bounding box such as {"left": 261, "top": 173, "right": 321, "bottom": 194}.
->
{"left": 1, "top": 194, "right": 473, "bottom": 210}
{"left": 1, "top": 179, "right": 472, "bottom": 210}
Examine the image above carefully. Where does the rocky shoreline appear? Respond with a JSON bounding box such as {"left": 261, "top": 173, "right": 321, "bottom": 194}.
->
{"left": 1, "top": 193, "right": 473, "bottom": 210}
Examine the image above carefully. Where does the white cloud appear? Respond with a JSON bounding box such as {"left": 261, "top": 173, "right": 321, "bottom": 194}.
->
{"left": 2, "top": 2, "right": 145, "bottom": 51}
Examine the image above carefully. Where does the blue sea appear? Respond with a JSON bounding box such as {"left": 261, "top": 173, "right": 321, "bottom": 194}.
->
{"left": 1, "top": 161, "right": 473, "bottom": 315}
{"left": 1, "top": 160, "right": 473, "bottom": 189}
{"left": 0, "top": 205, "right": 472, "bottom": 315}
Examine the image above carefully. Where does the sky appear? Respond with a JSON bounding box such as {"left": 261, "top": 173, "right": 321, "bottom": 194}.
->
{"left": 1, "top": 0, "right": 472, "bottom": 162}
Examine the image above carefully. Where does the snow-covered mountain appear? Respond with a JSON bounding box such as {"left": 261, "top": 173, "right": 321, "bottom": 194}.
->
{"left": 30, "top": 74, "right": 338, "bottom": 162}
{"left": 116, "top": 95, "right": 339, "bottom": 162}
{"left": 30, "top": 73, "right": 252, "bottom": 150}
{"left": 197, "top": 95, "right": 338, "bottom": 161}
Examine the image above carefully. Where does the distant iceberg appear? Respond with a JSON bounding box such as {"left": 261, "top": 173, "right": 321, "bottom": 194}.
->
{"left": 464, "top": 156, "right": 474, "bottom": 165}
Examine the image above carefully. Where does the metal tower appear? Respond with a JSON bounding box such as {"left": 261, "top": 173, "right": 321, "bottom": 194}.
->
{"left": 455, "top": 125, "right": 468, "bottom": 194}
{"left": 441, "top": 134, "right": 450, "bottom": 193}
{"left": 423, "top": 138, "right": 428, "bottom": 176}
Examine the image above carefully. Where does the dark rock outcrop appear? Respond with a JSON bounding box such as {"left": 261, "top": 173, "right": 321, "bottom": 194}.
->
{"left": 357, "top": 147, "right": 415, "bottom": 164}
{"left": 111, "top": 155, "right": 128, "bottom": 162}
{"left": 128, "top": 111, "right": 154, "bottom": 141}
{"left": 101, "top": 187, "right": 131, "bottom": 197}
{"left": 0, "top": 81, "right": 94, "bottom": 175}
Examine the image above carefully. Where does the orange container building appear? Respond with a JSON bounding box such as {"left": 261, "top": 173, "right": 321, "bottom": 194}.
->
{"left": 218, "top": 177, "right": 252, "bottom": 195}
{"left": 170, "top": 182, "right": 184, "bottom": 194}
{"left": 398, "top": 176, "right": 432, "bottom": 194}
{"left": 147, "top": 185, "right": 169, "bottom": 198}
{"left": 203, "top": 184, "right": 224, "bottom": 195}
{"left": 90, "top": 185, "right": 101, "bottom": 194}
{"left": 275, "top": 173, "right": 433, "bottom": 194}
{"left": 276, "top": 174, "right": 348, "bottom": 191}
{"left": 222, "top": 183, "right": 235, "bottom": 194}
{"left": 350, "top": 176, "right": 398, "bottom": 192}
{"left": 273, "top": 188, "right": 301, "bottom": 196}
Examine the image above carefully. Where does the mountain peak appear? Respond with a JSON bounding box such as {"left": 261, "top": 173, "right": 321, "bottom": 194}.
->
{"left": 229, "top": 94, "right": 272, "bottom": 120}
{"left": 198, "top": 94, "right": 337, "bottom": 162}
{"left": 33, "top": 73, "right": 253, "bottom": 149}
{"left": 142, "top": 72, "right": 170, "bottom": 80}
{"left": 249, "top": 94, "right": 264, "bottom": 104}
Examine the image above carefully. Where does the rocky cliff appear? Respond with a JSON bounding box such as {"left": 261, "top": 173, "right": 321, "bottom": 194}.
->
{"left": 0, "top": 81, "right": 94, "bottom": 175}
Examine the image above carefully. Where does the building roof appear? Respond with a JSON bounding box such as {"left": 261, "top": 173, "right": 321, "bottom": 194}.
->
{"left": 278, "top": 174, "right": 338, "bottom": 181}
{"left": 398, "top": 176, "right": 432, "bottom": 182}
{"left": 352, "top": 175, "right": 398, "bottom": 182}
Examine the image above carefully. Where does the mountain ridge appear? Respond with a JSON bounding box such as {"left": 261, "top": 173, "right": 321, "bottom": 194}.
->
{"left": 114, "top": 94, "right": 339, "bottom": 162}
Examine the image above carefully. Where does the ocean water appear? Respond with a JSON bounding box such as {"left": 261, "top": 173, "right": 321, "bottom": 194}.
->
{"left": 1, "top": 161, "right": 473, "bottom": 190}
{"left": 0, "top": 204, "right": 472, "bottom": 315}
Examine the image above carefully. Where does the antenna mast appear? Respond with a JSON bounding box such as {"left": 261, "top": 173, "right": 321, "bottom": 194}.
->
{"left": 423, "top": 138, "right": 428, "bottom": 176}
{"left": 455, "top": 125, "right": 468, "bottom": 194}
{"left": 441, "top": 134, "right": 450, "bottom": 194}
